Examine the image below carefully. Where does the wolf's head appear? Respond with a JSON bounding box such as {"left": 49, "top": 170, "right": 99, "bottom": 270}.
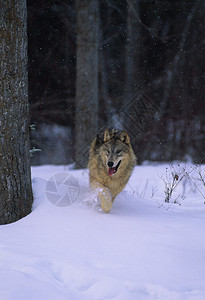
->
{"left": 99, "top": 129, "right": 132, "bottom": 176}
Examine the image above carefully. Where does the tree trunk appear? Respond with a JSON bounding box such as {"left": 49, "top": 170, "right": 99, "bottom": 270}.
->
{"left": 161, "top": 0, "right": 199, "bottom": 113}
{"left": 0, "top": 0, "right": 33, "bottom": 224}
{"left": 125, "top": 0, "right": 140, "bottom": 104}
{"left": 74, "top": 0, "right": 99, "bottom": 169}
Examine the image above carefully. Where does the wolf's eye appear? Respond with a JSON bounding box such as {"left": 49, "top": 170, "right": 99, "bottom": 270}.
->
{"left": 106, "top": 149, "right": 110, "bottom": 154}
{"left": 116, "top": 150, "right": 122, "bottom": 154}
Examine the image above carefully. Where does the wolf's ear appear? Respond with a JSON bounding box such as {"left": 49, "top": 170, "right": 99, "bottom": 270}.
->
{"left": 120, "top": 131, "right": 130, "bottom": 145}
{"left": 104, "top": 129, "right": 111, "bottom": 142}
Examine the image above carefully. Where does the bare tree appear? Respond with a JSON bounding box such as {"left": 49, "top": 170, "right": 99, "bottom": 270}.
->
{"left": 161, "top": 0, "right": 200, "bottom": 113}
{"left": 0, "top": 0, "right": 33, "bottom": 224}
{"left": 125, "top": 0, "right": 141, "bottom": 103}
{"left": 74, "top": 0, "right": 99, "bottom": 168}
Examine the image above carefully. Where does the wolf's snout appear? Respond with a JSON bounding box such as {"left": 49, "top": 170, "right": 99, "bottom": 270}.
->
{"left": 107, "top": 161, "right": 114, "bottom": 167}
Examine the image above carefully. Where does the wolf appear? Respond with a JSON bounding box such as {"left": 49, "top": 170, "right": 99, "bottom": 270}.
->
{"left": 88, "top": 128, "right": 136, "bottom": 213}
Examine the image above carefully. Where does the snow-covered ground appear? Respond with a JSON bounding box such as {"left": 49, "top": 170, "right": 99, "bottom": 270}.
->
{"left": 0, "top": 163, "right": 205, "bottom": 300}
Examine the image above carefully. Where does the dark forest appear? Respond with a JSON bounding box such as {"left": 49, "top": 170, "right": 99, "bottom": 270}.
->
{"left": 27, "top": 0, "right": 205, "bottom": 166}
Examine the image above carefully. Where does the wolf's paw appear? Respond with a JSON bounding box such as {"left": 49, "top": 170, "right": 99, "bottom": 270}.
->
{"left": 101, "top": 200, "right": 112, "bottom": 213}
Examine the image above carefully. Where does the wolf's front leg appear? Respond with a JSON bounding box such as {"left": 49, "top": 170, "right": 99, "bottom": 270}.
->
{"left": 90, "top": 181, "right": 112, "bottom": 213}
{"left": 98, "top": 187, "right": 112, "bottom": 213}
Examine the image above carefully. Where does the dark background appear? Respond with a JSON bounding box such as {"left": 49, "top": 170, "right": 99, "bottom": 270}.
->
{"left": 27, "top": 0, "right": 205, "bottom": 165}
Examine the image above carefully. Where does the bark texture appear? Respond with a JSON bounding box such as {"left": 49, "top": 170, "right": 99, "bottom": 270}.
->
{"left": 75, "top": 0, "right": 99, "bottom": 168}
{"left": 0, "top": 0, "right": 33, "bottom": 224}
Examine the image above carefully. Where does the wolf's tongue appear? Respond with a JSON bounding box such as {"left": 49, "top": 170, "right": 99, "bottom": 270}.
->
{"left": 108, "top": 167, "right": 115, "bottom": 176}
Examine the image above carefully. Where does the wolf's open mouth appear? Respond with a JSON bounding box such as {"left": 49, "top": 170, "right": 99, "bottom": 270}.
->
{"left": 108, "top": 160, "right": 121, "bottom": 176}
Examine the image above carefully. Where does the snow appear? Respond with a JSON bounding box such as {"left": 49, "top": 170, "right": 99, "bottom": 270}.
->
{"left": 0, "top": 163, "right": 205, "bottom": 300}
